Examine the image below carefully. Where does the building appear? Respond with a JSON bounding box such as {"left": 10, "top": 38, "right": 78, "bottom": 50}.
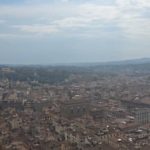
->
{"left": 35, "top": 100, "right": 53, "bottom": 112}
{"left": 2, "top": 93, "right": 23, "bottom": 110}
{"left": 1, "top": 67, "right": 11, "bottom": 72}
{"left": 103, "top": 109, "right": 125, "bottom": 119}
{"left": 59, "top": 100, "right": 90, "bottom": 119}
{"left": 120, "top": 99, "right": 150, "bottom": 109}
{"left": 24, "top": 100, "right": 53, "bottom": 112}
{"left": 132, "top": 109, "right": 150, "bottom": 124}
{"left": 24, "top": 100, "right": 35, "bottom": 110}
{"left": 10, "top": 115, "right": 22, "bottom": 130}
{"left": 64, "top": 128, "right": 84, "bottom": 145}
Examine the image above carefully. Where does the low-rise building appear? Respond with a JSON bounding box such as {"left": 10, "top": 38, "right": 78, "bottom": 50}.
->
{"left": 59, "top": 100, "right": 90, "bottom": 119}
{"left": 10, "top": 115, "right": 22, "bottom": 130}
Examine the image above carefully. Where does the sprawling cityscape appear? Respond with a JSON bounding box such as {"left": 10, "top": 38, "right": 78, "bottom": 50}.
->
{"left": 1, "top": 0, "right": 150, "bottom": 149}
{"left": 0, "top": 63, "right": 150, "bottom": 150}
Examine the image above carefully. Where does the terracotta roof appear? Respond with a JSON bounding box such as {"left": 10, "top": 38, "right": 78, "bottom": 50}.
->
{"left": 119, "top": 122, "right": 141, "bottom": 129}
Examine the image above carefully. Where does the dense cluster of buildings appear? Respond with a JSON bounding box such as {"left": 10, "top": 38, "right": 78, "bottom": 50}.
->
{"left": 0, "top": 74, "right": 150, "bottom": 149}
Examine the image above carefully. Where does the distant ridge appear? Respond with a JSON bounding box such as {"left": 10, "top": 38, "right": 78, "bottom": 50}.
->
{"left": 52, "top": 58, "right": 150, "bottom": 67}
{"left": 89, "top": 57, "right": 150, "bottom": 66}
{"left": 1, "top": 58, "right": 150, "bottom": 67}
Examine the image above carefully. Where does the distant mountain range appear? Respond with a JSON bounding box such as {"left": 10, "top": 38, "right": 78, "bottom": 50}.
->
{"left": 53, "top": 58, "right": 150, "bottom": 67}
{"left": 1, "top": 58, "right": 150, "bottom": 67}
{"left": 88, "top": 57, "right": 150, "bottom": 66}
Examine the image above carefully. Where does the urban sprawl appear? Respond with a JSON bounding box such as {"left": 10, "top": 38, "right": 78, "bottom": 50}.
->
{"left": 0, "top": 66, "right": 150, "bottom": 150}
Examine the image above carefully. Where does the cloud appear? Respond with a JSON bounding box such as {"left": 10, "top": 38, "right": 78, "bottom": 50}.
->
{"left": 61, "top": 0, "right": 68, "bottom": 2}
{"left": 116, "top": 0, "right": 150, "bottom": 9}
{"left": 1, "top": 0, "right": 150, "bottom": 64}
{"left": 52, "top": 17, "right": 92, "bottom": 28}
{"left": 0, "top": 34, "right": 35, "bottom": 39}
{"left": 0, "top": 0, "right": 150, "bottom": 39}
{"left": 116, "top": 0, "right": 150, "bottom": 38}
{"left": 48, "top": 3, "right": 120, "bottom": 32}
{"left": 13, "top": 25, "right": 59, "bottom": 34}
{"left": 79, "top": 4, "right": 119, "bottom": 20}
{"left": 119, "top": 18, "right": 150, "bottom": 38}
{"left": 0, "top": 20, "right": 5, "bottom": 23}
{"left": 0, "top": 2, "right": 77, "bottom": 18}
{"left": 52, "top": 4, "right": 119, "bottom": 27}
{"left": 11, "top": 3, "right": 118, "bottom": 35}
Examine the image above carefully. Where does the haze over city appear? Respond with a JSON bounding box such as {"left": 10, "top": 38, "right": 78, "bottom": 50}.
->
{"left": 2, "top": 1, "right": 150, "bottom": 150}
{"left": 0, "top": 0, "right": 150, "bottom": 64}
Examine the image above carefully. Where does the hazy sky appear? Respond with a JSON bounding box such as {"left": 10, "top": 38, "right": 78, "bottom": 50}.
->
{"left": 0, "top": 0, "right": 150, "bottom": 64}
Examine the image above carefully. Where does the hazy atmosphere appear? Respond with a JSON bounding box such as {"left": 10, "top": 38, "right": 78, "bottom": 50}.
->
{"left": 2, "top": 1, "right": 150, "bottom": 149}
{"left": 0, "top": 0, "right": 150, "bottom": 64}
